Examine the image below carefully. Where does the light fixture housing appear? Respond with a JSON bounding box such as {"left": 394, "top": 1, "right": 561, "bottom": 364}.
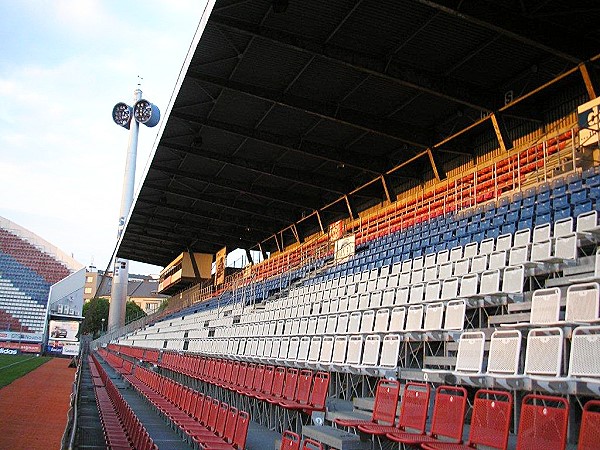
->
{"left": 112, "top": 102, "right": 133, "bottom": 129}
{"left": 133, "top": 99, "right": 161, "bottom": 127}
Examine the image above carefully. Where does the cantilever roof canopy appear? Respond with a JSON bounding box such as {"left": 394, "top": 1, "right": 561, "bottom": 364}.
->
{"left": 118, "top": 0, "right": 600, "bottom": 267}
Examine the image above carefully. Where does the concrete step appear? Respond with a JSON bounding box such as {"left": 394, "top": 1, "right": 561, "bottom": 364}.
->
{"left": 302, "top": 425, "right": 371, "bottom": 450}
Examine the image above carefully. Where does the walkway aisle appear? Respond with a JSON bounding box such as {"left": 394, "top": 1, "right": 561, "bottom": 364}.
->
{"left": 0, "top": 357, "right": 74, "bottom": 450}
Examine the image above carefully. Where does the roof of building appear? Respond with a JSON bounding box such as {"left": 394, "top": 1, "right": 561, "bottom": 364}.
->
{"left": 118, "top": 0, "right": 600, "bottom": 266}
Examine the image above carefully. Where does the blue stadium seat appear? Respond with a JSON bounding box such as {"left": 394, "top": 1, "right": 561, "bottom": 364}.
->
{"left": 574, "top": 200, "right": 593, "bottom": 217}
{"left": 522, "top": 195, "right": 535, "bottom": 208}
{"left": 551, "top": 177, "right": 566, "bottom": 197}
{"left": 501, "top": 223, "right": 516, "bottom": 234}
{"left": 590, "top": 185, "right": 600, "bottom": 200}
{"left": 486, "top": 228, "right": 500, "bottom": 239}
{"left": 509, "top": 198, "right": 522, "bottom": 212}
{"left": 570, "top": 188, "right": 588, "bottom": 205}
{"left": 536, "top": 200, "right": 551, "bottom": 215}
{"left": 506, "top": 210, "right": 519, "bottom": 223}
{"left": 518, "top": 218, "right": 533, "bottom": 230}
{"left": 586, "top": 173, "right": 600, "bottom": 188}
{"left": 496, "top": 201, "right": 509, "bottom": 216}
{"left": 492, "top": 215, "right": 505, "bottom": 228}
{"left": 554, "top": 206, "right": 571, "bottom": 221}
{"left": 520, "top": 204, "right": 534, "bottom": 219}
{"left": 567, "top": 173, "right": 583, "bottom": 192}
{"left": 553, "top": 195, "right": 569, "bottom": 210}
{"left": 467, "top": 222, "right": 479, "bottom": 234}
{"left": 535, "top": 213, "right": 552, "bottom": 226}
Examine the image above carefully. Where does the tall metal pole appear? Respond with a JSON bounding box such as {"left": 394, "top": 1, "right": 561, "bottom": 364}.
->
{"left": 108, "top": 88, "right": 142, "bottom": 332}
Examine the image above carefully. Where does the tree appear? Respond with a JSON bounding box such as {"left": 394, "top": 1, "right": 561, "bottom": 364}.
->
{"left": 81, "top": 297, "right": 109, "bottom": 337}
{"left": 81, "top": 298, "right": 146, "bottom": 337}
{"left": 126, "top": 301, "right": 146, "bottom": 323}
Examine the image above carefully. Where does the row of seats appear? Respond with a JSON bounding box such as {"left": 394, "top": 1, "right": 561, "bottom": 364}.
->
{"left": 99, "top": 350, "right": 250, "bottom": 450}
{"left": 158, "top": 351, "right": 330, "bottom": 414}
{"left": 90, "top": 354, "right": 157, "bottom": 450}
{"left": 322, "top": 169, "right": 600, "bottom": 276}
{"left": 428, "top": 324, "right": 600, "bottom": 392}
{"left": 334, "top": 378, "right": 599, "bottom": 450}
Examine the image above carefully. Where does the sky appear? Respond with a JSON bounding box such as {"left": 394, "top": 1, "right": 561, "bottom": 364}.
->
{"left": 0, "top": 0, "right": 211, "bottom": 275}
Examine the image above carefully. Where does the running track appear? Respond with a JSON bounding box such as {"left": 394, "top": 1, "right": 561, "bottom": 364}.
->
{"left": 0, "top": 358, "right": 75, "bottom": 449}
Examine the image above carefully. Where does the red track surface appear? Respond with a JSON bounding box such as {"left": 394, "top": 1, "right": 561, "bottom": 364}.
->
{"left": 0, "top": 357, "right": 74, "bottom": 449}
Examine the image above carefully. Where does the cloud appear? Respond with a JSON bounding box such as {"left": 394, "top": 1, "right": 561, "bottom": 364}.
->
{"left": 0, "top": 1, "right": 209, "bottom": 274}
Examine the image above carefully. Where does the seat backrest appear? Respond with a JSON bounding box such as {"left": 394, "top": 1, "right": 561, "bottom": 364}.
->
{"left": 347, "top": 311, "right": 362, "bottom": 333}
{"left": 308, "top": 337, "right": 322, "bottom": 363}
{"left": 309, "top": 371, "right": 330, "bottom": 409}
{"left": 405, "top": 305, "right": 424, "bottom": 331}
{"left": 222, "top": 406, "right": 238, "bottom": 443}
{"left": 487, "top": 330, "right": 522, "bottom": 375}
{"left": 389, "top": 307, "right": 406, "bottom": 332}
{"left": 423, "top": 302, "right": 444, "bottom": 331}
{"left": 430, "top": 385, "right": 468, "bottom": 442}
{"left": 530, "top": 287, "right": 561, "bottom": 324}
{"left": 398, "top": 382, "right": 430, "bottom": 433}
{"left": 396, "top": 286, "right": 410, "bottom": 305}
{"left": 438, "top": 261, "right": 454, "bottom": 280}
{"left": 480, "top": 269, "right": 501, "bottom": 295}
{"left": 301, "top": 438, "right": 324, "bottom": 450}
{"left": 468, "top": 389, "right": 513, "bottom": 450}
{"left": 577, "top": 210, "right": 599, "bottom": 233}
{"left": 444, "top": 299, "right": 465, "bottom": 330}
{"left": 554, "top": 217, "right": 573, "bottom": 238}
{"left": 566, "top": 282, "right": 599, "bottom": 322}
{"left": 524, "top": 327, "right": 564, "bottom": 377}
{"left": 425, "top": 281, "right": 441, "bottom": 302}
{"left": 374, "top": 308, "right": 390, "bottom": 332}
{"left": 502, "top": 265, "right": 525, "bottom": 294}
{"left": 459, "top": 273, "right": 479, "bottom": 298}
{"left": 281, "top": 368, "right": 298, "bottom": 401}
{"left": 346, "top": 335, "right": 363, "bottom": 365}
{"left": 488, "top": 250, "right": 507, "bottom": 270}
{"left": 514, "top": 228, "right": 531, "bottom": 246}
{"left": 319, "top": 336, "right": 334, "bottom": 364}
{"left": 496, "top": 233, "right": 512, "bottom": 252}
{"left": 280, "top": 431, "right": 301, "bottom": 450}
{"left": 578, "top": 400, "right": 600, "bottom": 450}
{"left": 295, "top": 369, "right": 313, "bottom": 405}
{"left": 380, "top": 334, "right": 401, "bottom": 368}
{"left": 360, "top": 335, "right": 381, "bottom": 366}
{"left": 371, "top": 378, "right": 401, "bottom": 425}
{"left": 455, "top": 331, "right": 485, "bottom": 374}
{"left": 568, "top": 325, "right": 600, "bottom": 379}
{"left": 554, "top": 233, "right": 577, "bottom": 261}
{"left": 360, "top": 310, "right": 375, "bottom": 333}
{"left": 233, "top": 410, "right": 250, "bottom": 449}
{"left": 332, "top": 336, "right": 348, "bottom": 364}
{"left": 516, "top": 394, "right": 568, "bottom": 450}
{"left": 533, "top": 223, "right": 551, "bottom": 243}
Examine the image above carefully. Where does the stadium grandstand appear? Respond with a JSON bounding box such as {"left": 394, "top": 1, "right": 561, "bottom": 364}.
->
{"left": 72, "top": 1, "right": 600, "bottom": 449}
{"left": 0, "top": 216, "right": 83, "bottom": 354}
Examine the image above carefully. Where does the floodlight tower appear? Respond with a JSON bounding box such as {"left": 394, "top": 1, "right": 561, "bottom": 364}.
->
{"left": 108, "top": 88, "right": 160, "bottom": 332}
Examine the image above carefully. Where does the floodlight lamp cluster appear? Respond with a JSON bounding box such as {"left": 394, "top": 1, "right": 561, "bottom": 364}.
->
{"left": 112, "top": 99, "right": 160, "bottom": 129}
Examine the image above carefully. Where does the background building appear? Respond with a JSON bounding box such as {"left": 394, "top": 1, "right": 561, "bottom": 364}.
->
{"left": 0, "top": 216, "right": 83, "bottom": 353}
{"left": 85, "top": 270, "right": 168, "bottom": 315}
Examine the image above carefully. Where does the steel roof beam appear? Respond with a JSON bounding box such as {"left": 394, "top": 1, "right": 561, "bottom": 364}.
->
{"left": 144, "top": 182, "right": 295, "bottom": 224}
{"left": 132, "top": 210, "right": 266, "bottom": 243}
{"left": 170, "top": 111, "right": 387, "bottom": 174}
{"left": 162, "top": 141, "right": 351, "bottom": 194}
{"left": 416, "top": 0, "right": 585, "bottom": 63}
{"left": 151, "top": 163, "right": 320, "bottom": 210}
{"left": 138, "top": 197, "right": 279, "bottom": 235}
{"left": 210, "top": 14, "right": 496, "bottom": 112}
{"left": 187, "top": 69, "right": 433, "bottom": 148}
